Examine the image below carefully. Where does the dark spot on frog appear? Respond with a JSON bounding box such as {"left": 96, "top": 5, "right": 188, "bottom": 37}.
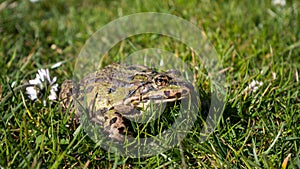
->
{"left": 107, "top": 87, "right": 116, "bottom": 94}
{"left": 118, "top": 127, "right": 125, "bottom": 134}
{"left": 110, "top": 117, "right": 118, "bottom": 125}
{"left": 154, "top": 75, "right": 170, "bottom": 86}
{"left": 104, "top": 116, "right": 108, "bottom": 120}
{"left": 114, "top": 112, "right": 122, "bottom": 116}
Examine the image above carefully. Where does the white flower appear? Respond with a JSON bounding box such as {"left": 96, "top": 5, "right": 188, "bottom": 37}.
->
{"left": 51, "top": 61, "right": 64, "bottom": 69}
{"left": 49, "top": 83, "right": 58, "bottom": 100}
{"left": 272, "top": 0, "right": 286, "bottom": 6}
{"left": 26, "top": 68, "right": 58, "bottom": 106}
{"left": 244, "top": 80, "right": 263, "bottom": 94}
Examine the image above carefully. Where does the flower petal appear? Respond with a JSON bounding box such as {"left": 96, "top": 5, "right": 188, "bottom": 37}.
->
{"left": 45, "top": 69, "right": 51, "bottom": 82}
{"left": 29, "top": 78, "right": 41, "bottom": 85}
{"left": 51, "top": 76, "right": 57, "bottom": 85}
{"left": 52, "top": 83, "right": 58, "bottom": 91}
{"left": 51, "top": 61, "right": 64, "bottom": 69}
{"left": 49, "top": 89, "right": 57, "bottom": 100}
{"left": 37, "top": 69, "right": 44, "bottom": 82}
{"left": 26, "top": 86, "right": 38, "bottom": 100}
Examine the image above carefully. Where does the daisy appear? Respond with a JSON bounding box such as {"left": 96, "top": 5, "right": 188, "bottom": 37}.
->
{"left": 244, "top": 80, "right": 263, "bottom": 94}
{"left": 26, "top": 69, "right": 58, "bottom": 106}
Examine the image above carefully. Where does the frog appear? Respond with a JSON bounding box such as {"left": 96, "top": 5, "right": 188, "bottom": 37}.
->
{"left": 59, "top": 63, "right": 194, "bottom": 142}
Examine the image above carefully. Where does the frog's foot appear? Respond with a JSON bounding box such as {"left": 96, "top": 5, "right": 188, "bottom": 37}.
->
{"left": 104, "top": 112, "right": 128, "bottom": 142}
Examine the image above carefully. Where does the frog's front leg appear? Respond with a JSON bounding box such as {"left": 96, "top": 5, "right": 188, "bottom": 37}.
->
{"left": 102, "top": 109, "right": 128, "bottom": 142}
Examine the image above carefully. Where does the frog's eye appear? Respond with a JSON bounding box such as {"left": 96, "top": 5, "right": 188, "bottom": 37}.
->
{"left": 154, "top": 75, "right": 170, "bottom": 86}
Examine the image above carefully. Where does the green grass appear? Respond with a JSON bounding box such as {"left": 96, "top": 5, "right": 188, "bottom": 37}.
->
{"left": 1, "top": 0, "right": 300, "bottom": 168}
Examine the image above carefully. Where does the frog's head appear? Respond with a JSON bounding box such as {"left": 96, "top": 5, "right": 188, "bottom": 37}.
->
{"left": 124, "top": 69, "right": 194, "bottom": 110}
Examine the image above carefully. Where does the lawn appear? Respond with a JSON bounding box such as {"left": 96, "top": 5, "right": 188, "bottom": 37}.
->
{"left": 1, "top": 0, "right": 299, "bottom": 168}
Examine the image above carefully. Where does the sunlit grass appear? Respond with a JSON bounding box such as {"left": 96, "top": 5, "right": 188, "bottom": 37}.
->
{"left": 1, "top": 0, "right": 299, "bottom": 168}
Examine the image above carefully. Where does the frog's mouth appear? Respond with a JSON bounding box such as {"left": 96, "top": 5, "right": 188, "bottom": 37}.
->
{"left": 122, "top": 85, "right": 193, "bottom": 122}
{"left": 124, "top": 86, "right": 191, "bottom": 107}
